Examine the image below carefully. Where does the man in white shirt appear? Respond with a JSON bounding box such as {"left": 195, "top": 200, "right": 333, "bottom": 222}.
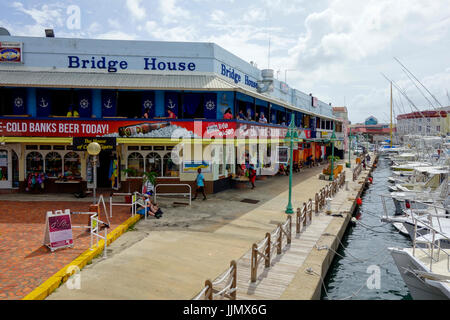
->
{"left": 259, "top": 112, "right": 268, "bottom": 123}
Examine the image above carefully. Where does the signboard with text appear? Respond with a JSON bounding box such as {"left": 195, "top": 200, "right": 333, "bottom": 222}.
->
{"left": 0, "top": 41, "right": 23, "bottom": 63}
{"left": 0, "top": 119, "right": 294, "bottom": 140}
{"left": 43, "top": 209, "right": 74, "bottom": 252}
{"left": 72, "top": 137, "right": 117, "bottom": 151}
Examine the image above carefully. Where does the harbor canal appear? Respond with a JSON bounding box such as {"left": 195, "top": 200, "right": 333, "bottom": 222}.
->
{"left": 322, "top": 155, "right": 412, "bottom": 300}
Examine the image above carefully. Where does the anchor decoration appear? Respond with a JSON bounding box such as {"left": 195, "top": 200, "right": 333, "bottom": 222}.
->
{"left": 79, "top": 99, "right": 89, "bottom": 109}
{"left": 14, "top": 97, "right": 24, "bottom": 108}
{"left": 40, "top": 98, "right": 49, "bottom": 108}
{"left": 143, "top": 100, "right": 153, "bottom": 109}
{"left": 167, "top": 99, "right": 176, "bottom": 109}
{"left": 104, "top": 98, "right": 112, "bottom": 109}
{"left": 205, "top": 100, "right": 215, "bottom": 111}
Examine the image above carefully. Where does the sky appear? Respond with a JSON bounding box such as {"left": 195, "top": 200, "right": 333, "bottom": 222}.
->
{"left": 0, "top": 0, "right": 449, "bottom": 124}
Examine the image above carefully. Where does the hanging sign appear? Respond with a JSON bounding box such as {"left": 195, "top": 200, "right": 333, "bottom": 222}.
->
{"left": 183, "top": 160, "right": 211, "bottom": 173}
{"left": 73, "top": 137, "right": 117, "bottom": 151}
{"left": 277, "top": 146, "right": 289, "bottom": 164}
{"left": 43, "top": 209, "right": 74, "bottom": 252}
{"left": 0, "top": 42, "right": 23, "bottom": 63}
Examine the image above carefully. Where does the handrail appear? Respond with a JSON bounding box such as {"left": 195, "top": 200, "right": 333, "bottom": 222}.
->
{"left": 250, "top": 215, "right": 292, "bottom": 282}
{"left": 193, "top": 260, "right": 237, "bottom": 300}
{"left": 353, "top": 163, "right": 362, "bottom": 181}
{"left": 154, "top": 184, "right": 192, "bottom": 206}
{"left": 109, "top": 192, "right": 137, "bottom": 217}
{"left": 193, "top": 170, "right": 348, "bottom": 300}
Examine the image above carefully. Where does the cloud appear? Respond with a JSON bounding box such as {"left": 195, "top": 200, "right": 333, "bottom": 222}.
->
{"left": 125, "top": 0, "right": 146, "bottom": 20}
{"left": 95, "top": 30, "right": 138, "bottom": 41}
{"left": 158, "top": 0, "right": 190, "bottom": 24}
{"left": 9, "top": 2, "right": 66, "bottom": 36}
{"left": 144, "top": 20, "right": 198, "bottom": 42}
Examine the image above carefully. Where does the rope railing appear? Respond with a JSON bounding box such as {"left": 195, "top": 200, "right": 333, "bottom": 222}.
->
{"left": 193, "top": 170, "right": 349, "bottom": 300}
{"left": 193, "top": 260, "right": 237, "bottom": 300}
{"left": 353, "top": 163, "right": 362, "bottom": 181}
{"left": 251, "top": 215, "right": 292, "bottom": 282}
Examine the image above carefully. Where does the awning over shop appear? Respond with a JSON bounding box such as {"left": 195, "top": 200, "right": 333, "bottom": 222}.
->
{"left": 0, "top": 70, "right": 238, "bottom": 91}
{"left": 0, "top": 136, "right": 72, "bottom": 144}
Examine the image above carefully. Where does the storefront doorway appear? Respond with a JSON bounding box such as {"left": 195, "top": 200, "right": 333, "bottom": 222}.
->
{"left": 0, "top": 149, "right": 10, "bottom": 189}
{"left": 98, "top": 150, "right": 115, "bottom": 188}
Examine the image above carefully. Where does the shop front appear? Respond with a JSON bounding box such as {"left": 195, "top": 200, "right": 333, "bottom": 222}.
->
{"left": 0, "top": 146, "right": 19, "bottom": 191}
{"left": 0, "top": 118, "right": 295, "bottom": 194}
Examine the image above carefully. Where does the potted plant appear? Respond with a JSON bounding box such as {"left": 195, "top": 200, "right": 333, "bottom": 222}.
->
{"left": 142, "top": 171, "right": 157, "bottom": 194}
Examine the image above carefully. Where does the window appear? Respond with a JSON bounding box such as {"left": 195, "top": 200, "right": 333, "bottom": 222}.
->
{"left": 437, "top": 126, "right": 440, "bottom": 132}
{"left": 51, "top": 89, "right": 76, "bottom": 116}
{"left": 145, "top": 152, "right": 162, "bottom": 177}
{"left": 117, "top": 91, "right": 142, "bottom": 118}
{"left": 45, "top": 152, "right": 62, "bottom": 177}
{"left": 127, "top": 152, "right": 144, "bottom": 177}
{"left": 64, "top": 152, "right": 81, "bottom": 178}
{"left": 26, "top": 152, "right": 44, "bottom": 175}
{"left": 0, "top": 150, "right": 7, "bottom": 181}
{"left": 163, "top": 153, "right": 179, "bottom": 177}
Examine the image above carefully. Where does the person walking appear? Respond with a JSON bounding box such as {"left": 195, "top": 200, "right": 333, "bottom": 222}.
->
{"left": 192, "top": 168, "right": 206, "bottom": 200}
{"left": 248, "top": 163, "right": 256, "bottom": 189}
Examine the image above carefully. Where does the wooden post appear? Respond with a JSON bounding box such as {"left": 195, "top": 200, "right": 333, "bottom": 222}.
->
{"left": 205, "top": 280, "right": 213, "bottom": 300}
{"left": 296, "top": 207, "right": 301, "bottom": 233}
{"left": 287, "top": 215, "right": 292, "bottom": 244}
{"left": 315, "top": 193, "right": 319, "bottom": 214}
{"left": 265, "top": 233, "right": 271, "bottom": 268}
{"left": 277, "top": 224, "right": 282, "bottom": 254}
{"left": 251, "top": 243, "right": 257, "bottom": 282}
{"left": 302, "top": 202, "right": 307, "bottom": 227}
{"left": 308, "top": 198, "right": 312, "bottom": 223}
{"left": 230, "top": 260, "right": 237, "bottom": 300}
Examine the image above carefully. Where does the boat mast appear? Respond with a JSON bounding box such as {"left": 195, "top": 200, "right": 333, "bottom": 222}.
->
{"left": 390, "top": 81, "right": 393, "bottom": 148}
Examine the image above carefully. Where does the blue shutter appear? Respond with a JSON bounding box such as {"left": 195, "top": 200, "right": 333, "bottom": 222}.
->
{"left": 102, "top": 90, "right": 116, "bottom": 117}
{"left": 183, "top": 93, "right": 201, "bottom": 117}
{"left": 36, "top": 90, "right": 52, "bottom": 117}
{"left": 77, "top": 90, "right": 92, "bottom": 118}
{"left": 141, "top": 91, "right": 155, "bottom": 118}
{"left": 12, "top": 89, "right": 26, "bottom": 115}
{"left": 165, "top": 91, "right": 179, "bottom": 117}
{"left": 203, "top": 93, "right": 217, "bottom": 119}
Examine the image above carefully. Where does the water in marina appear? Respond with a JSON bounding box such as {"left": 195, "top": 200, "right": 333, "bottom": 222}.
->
{"left": 322, "top": 155, "right": 412, "bottom": 300}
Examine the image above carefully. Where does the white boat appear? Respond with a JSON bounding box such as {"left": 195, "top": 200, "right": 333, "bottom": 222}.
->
{"left": 389, "top": 218, "right": 450, "bottom": 300}
{"left": 382, "top": 204, "right": 450, "bottom": 248}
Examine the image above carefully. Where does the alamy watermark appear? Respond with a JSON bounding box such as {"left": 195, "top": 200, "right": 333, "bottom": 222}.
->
{"left": 66, "top": 265, "right": 81, "bottom": 290}
{"left": 366, "top": 265, "right": 381, "bottom": 290}
{"left": 66, "top": 5, "right": 81, "bottom": 30}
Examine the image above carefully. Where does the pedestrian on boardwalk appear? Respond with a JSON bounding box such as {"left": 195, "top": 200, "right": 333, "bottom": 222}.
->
{"left": 192, "top": 168, "right": 207, "bottom": 200}
{"left": 366, "top": 154, "right": 371, "bottom": 165}
{"left": 248, "top": 163, "right": 256, "bottom": 189}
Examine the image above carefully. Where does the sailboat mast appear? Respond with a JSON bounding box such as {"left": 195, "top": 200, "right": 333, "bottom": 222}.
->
{"left": 390, "top": 81, "right": 393, "bottom": 147}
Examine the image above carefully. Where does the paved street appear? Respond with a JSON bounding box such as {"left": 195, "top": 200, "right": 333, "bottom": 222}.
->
{"left": 47, "top": 162, "right": 334, "bottom": 300}
{"left": 0, "top": 200, "right": 130, "bottom": 300}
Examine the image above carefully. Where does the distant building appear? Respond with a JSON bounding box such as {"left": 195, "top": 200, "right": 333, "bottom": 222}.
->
{"left": 396, "top": 106, "right": 450, "bottom": 138}
{"left": 364, "top": 116, "right": 378, "bottom": 126}
{"left": 332, "top": 107, "right": 349, "bottom": 151}
{"left": 349, "top": 115, "right": 395, "bottom": 143}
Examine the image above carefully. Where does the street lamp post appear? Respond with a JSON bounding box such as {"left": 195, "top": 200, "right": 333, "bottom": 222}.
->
{"left": 284, "top": 113, "right": 300, "bottom": 214}
{"left": 347, "top": 127, "right": 352, "bottom": 168}
{"left": 87, "top": 142, "right": 102, "bottom": 203}
{"left": 329, "top": 123, "right": 337, "bottom": 181}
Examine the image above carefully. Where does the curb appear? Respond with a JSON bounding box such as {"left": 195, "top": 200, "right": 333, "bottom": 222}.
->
{"left": 22, "top": 214, "right": 142, "bottom": 300}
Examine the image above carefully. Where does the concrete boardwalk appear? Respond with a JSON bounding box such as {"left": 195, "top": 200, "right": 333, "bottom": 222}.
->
{"left": 48, "top": 154, "right": 372, "bottom": 300}
{"left": 215, "top": 161, "right": 370, "bottom": 300}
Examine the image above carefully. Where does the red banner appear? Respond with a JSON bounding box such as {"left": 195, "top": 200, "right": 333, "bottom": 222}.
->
{"left": 0, "top": 119, "right": 292, "bottom": 139}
